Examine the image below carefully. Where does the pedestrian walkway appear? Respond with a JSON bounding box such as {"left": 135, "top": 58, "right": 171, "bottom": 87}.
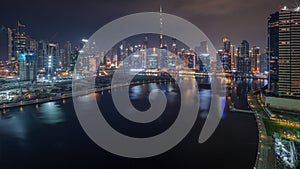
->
{"left": 248, "top": 90, "right": 274, "bottom": 169}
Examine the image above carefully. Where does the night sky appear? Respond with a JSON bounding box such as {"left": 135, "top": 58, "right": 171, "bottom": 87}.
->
{"left": 0, "top": 0, "right": 298, "bottom": 49}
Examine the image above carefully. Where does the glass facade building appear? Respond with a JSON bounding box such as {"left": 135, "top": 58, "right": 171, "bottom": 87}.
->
{"left": 277, "top": 8, "right": 300, "bottom": 97}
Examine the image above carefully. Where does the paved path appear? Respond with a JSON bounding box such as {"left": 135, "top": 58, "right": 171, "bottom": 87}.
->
{"left": 247, "top": 91, "right": 274, "bottom": 169}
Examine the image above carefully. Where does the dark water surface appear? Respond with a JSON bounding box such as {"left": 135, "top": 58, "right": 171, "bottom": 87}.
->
{"left": 0, "top": 79, "right": 265, "bottom": 169}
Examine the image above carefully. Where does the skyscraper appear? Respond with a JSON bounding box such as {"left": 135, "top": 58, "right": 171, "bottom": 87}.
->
{"left": 171, "top": 38, "right": 177, "bottom": 55}
{"left": 268, "top": 11, "right": 279, "bottom": 94}
{"left": 146, "top": 49, "right": 159, "bottom": 69}
{"left": 45, "top": 43, "right": 59, "bottom": 75}
{"left": 70, "top": 47, "right": 79, "bottom": 72}
{"left": 221, "top": 37, "right": 231, "bottom": 71}
{"left": 251, "top": 46, "right": 260, "bottom": 73}
{"left": 196, "top": 41, "right": 210, "bottom": 72}
{"left": 159, "top": 5, "right": 163, "bottom": 49}
{"left": 0, "top": 26, "right": 13, "bottom": 62}
{"left": 223, "top": 37, "right": 230, "bottom": 53}
{"left": 277, "top": 6, "right": 300, "bottom": 97}
{"left": 59, "top": 49, "right": 65, "bottom": 69}
{"left": 18, "top": 51, "right": 37, "bottom": 81}
{"left": 216, "top": 49, "right": 223, "bottom": 71}
{"left": 240, "top": 40, "right": 250, "bottom": 57}
{"left": 200, "top": 41, "right": 208, "bottom": 54}
{"left": 230, "top": 45, "right": 237, "bottom": 70}
{"left": 195, "top": 41, "right": 208, "bottom": 55}
{"left": 181, "top": 49, "right": 197, "bottom": 70}
{"left": 37, "top": 40, "right": 47, "bottom": 71}
{"left": 13, "top": 22, "right": 27, "bottom": 59}
{"left": 64, "top": 41, "right": 72, "bottom": 69}
{"left": 237, "top": 40, "right": 251, "bottom": 74}
{"left": 12, "top": 21, "right": 27, "bottom": 74}
{"left": 259, "top": 52, "right": 269, "bottom": 74}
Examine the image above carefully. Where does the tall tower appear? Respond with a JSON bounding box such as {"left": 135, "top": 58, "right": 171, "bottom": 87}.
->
{"left": 222, "top": 37, "right": 231, "bottom": 70}
{"left": 237, "top": 40, "right": 251, "bottom": 74}
{"left": 223, "top": 37, "right": 230, "bottom": 53}
{"left": 37, "top": 40, "right": 46, "bottom": 70}
{"left": 240, "top": 40, "right": 249, "bottom": 57}
{"left": 0, "top": 26, "right": 13, "bottom": 62}
{"left": 46, "top": 43, "right": 59, "bottom": 75}
{"left": 171, "top": 38, "right": 177, "bottom": 54}
{"left": 64, "top": 41, "right": 72, "bottom": 68}
{"left": 11, "top": 21, "right": 27, "bottom": 74}
{"left": 277, "top": 6, "right": 300, "bottom": 97}
{"left": 230, "top": 45, "right": 237, "bottom": 69}
{"left": 14, "top": 21, "right": 27, "bottom": 56}
{"left": 268, "top": 11, "right": 279, "bottom": 94}
{"left": 251, "top": 46, "right": 260, "bottom": 73}
{"left": 159, "top": 5, "right": 163, "bottom": 49}
{"left": 18, "top": 51, "right": 37, "bottom": 81}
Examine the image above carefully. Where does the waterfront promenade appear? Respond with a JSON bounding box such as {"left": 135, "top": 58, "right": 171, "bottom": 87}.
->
{"left": 0, "top": 78, "right": 177, "bottom": 110}
{"left": 247, "top": 91, "right": 274, "bottom": 169}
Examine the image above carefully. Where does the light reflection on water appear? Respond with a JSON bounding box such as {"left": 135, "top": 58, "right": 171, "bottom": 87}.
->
{"left": 199, "top": 89, "right": 211, "bottom": 111}
{"left": 34, "top": 101, "right": 65, "bottom": 124}
{"left": 0, "top": 80, "right": 262, "bottom": 169}
{"left": 198, "top": 89, "right": 211, "bottom": 119}
{"left": 0, "top": 100, "right": 68, "bottom": 143}
{"left": 0, "top": 114, "right": 28, "bottom": 140}
{"left": 221, "top": 97, "right": 227, "bottom": 119}
{"left": 130, "top": 83, "right": 176, "bottom": 100}
{"left": 130, "top": 85, "right": 143, "bottom": 99}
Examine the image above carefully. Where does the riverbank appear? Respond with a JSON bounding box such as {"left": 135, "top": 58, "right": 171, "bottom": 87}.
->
{"left": 0, "top": 78, "right": 178, "bottom": 111}
{"left": 0, "top": 93, "right": 73, "bottom": 110}
{"left": 247, "top": 91, "right": 275, "bottom": 169}
{"left": 0, "top": 79, "right": 258, "bottom": 169}
{"left": 0, "top": 75, "right": 213, "bottom": 111}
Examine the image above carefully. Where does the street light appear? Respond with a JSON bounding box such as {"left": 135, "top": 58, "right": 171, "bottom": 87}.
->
{"left": 53, "top": 76, "right": 57, "bottom": 83}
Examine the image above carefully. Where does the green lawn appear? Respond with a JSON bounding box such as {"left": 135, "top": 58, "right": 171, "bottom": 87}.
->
{"left": 263, "top": 118, "right": 300, "bottom": 138}
{"left": 263, "top": 118, "right": 278, "bottom": 136}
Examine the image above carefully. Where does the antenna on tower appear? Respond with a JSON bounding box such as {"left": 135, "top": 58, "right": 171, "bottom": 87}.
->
{"left": 159, "top": 5, "right": 163, "bottom": 49}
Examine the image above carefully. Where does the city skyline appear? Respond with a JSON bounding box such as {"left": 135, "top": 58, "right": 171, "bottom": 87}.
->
{"left": 0, "top": 1, "right": 299, "bottom": 169}
{"left": 0, "top": 0, "right": 298, "bottom": 48}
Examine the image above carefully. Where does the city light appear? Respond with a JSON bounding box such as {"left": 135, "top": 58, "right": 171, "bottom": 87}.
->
{"left": 0, "top": 2, "right": 299, "bottom": 169}
{"left": 82, "top": 39, "right": 88, "bottom": 42}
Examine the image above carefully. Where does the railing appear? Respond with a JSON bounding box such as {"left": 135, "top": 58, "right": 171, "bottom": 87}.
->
{"left": 229, "top": 106, "right": 254, "bottom": 114}
{"left": 247, "top": 92, "right": 269, "bottom": 169}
